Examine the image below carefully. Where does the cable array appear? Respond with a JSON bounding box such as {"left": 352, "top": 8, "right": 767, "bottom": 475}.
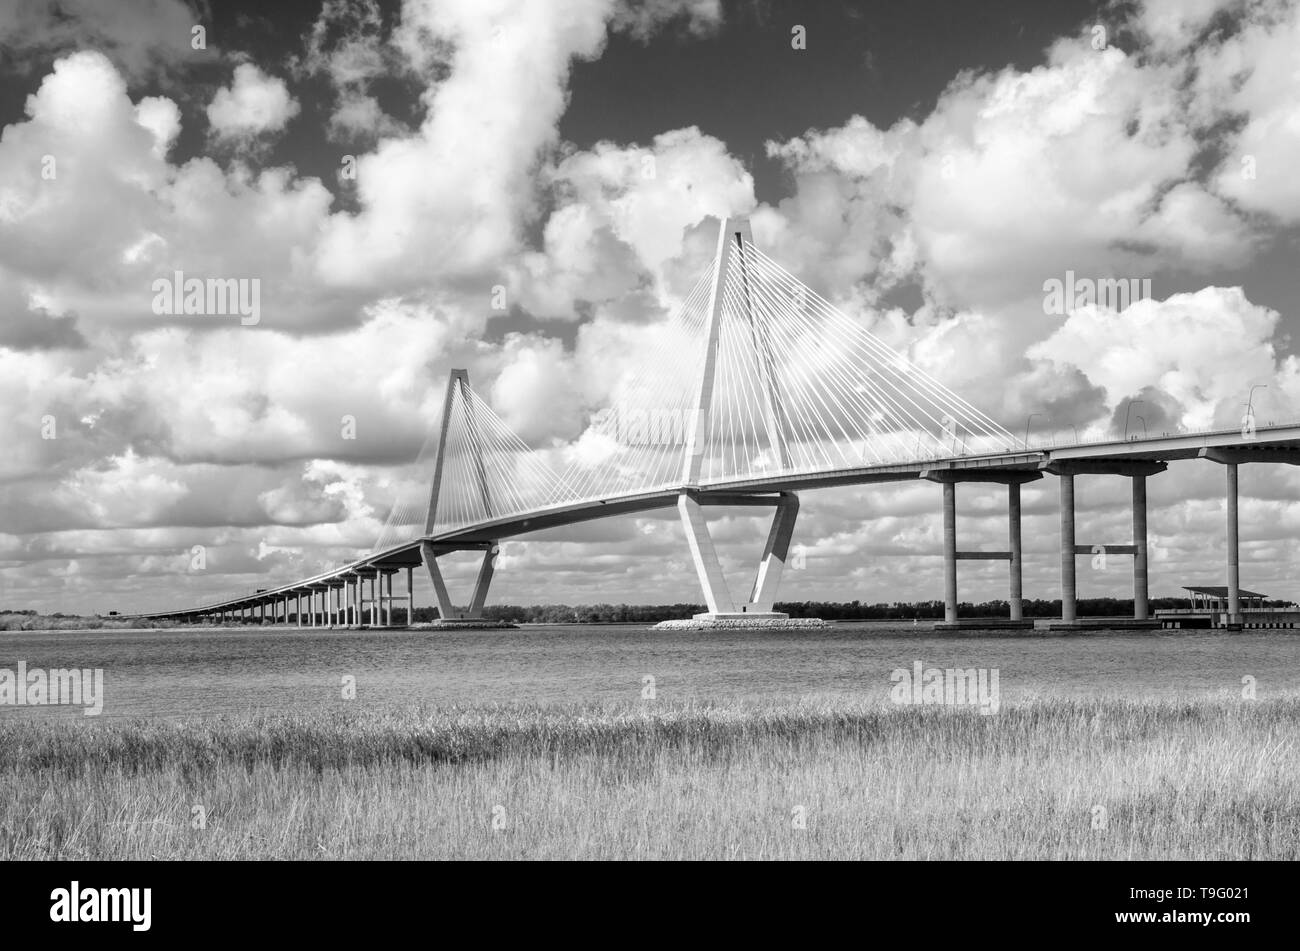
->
{"left": 373, "top": 235, "right": 1018, "bottom": 548}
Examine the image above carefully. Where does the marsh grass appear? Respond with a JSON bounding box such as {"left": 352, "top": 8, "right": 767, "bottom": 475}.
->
{"left": 0, "top": 613, "right": 174, "bottom": 631}
{"left": 2, "top": 697, "right": 1297, "bottom": 859}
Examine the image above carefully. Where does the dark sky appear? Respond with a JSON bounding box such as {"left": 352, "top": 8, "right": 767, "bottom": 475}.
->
{"left": 1, "top": 0, "right": 1108, "bottom": 206}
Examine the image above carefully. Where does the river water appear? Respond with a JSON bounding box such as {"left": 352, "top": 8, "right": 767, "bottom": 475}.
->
{"left": 1, "top": 623, "right": 1297, "bottom": 719}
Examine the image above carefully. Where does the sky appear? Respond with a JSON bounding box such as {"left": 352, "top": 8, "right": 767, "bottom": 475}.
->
{"left": 1, "top": 0, "right": 1299, "bottom": 615}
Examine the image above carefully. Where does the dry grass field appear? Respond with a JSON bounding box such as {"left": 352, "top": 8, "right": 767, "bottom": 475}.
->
{"left": 2, "top": 697, "right": 1297, "bottom": 859}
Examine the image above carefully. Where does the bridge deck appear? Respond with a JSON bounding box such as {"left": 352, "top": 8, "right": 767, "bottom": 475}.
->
{"left": 125, "top": 422, "right": 1300, "bottom": 620}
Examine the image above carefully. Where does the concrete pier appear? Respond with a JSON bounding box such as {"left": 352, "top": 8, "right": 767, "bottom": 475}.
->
{"left": 1009, "top": 482, "right": 1023, "bottom": 621}
{"left": 1133, "top": 474, "right": 1148, "bottom": 619}
{"left": 1059, "top": 472, "right": 1075, "bottom": 625}
{"left": 1045, "top": 459, "right": 1165, "bottom": 631}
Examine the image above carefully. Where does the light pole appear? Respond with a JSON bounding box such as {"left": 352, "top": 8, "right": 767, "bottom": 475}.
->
{"left": 1244, "top": 384, "right": 1267, "bottom": 433}
{"left": 1024, "top": 413, "right": 1041, "bottom": 450}
{"left": 1124, "top": 399, "right": 1146, "bottom": 440}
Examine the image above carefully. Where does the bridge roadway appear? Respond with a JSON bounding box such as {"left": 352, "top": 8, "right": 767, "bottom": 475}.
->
{"left": 127, "top": 422, "right": 1300, "bottom": 626}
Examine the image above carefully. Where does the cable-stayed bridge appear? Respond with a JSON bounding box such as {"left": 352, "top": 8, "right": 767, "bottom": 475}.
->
{"left": 131, "top": 217, "right": 1300, "bottom": 630}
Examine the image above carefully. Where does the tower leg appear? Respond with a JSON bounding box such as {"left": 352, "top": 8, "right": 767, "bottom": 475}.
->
{"left": 679, "top": 494, "right": 802, "bottom": 618}
{"left": 420, "top": 542, "right": 497, "bottom": 621}
{"left": 678, "top": 494, "right": 736, "bottom": 615}
{"left": 469, "top": 549, "right": 496, "bottom": 618}
{"left": 421, "top": 542, "right": 457, "bottom": 619}
{"left": 747, "top": 494, "right": 799, "bottom": 612}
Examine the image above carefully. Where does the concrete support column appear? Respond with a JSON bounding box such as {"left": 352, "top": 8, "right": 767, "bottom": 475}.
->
{"left": 385, "top": 573, "right": 394, "bottom": 626}
{"left": 1008, "top": 482, "right": 1023, "bottom": 621}
{"left": 1059, "top": 473, "right": 1076, "bottom": 624}
{"left": 406, "top": 566, "right": 414, "bottom": 627}
{"left": 1227, "top": 462, "right": 1240, "bottom": 623}
{"left": 942, "top": 481, "right": 958, "bottom": 623}
{"left": 1132, "top": 474, "right": 1149, "bottom": 620}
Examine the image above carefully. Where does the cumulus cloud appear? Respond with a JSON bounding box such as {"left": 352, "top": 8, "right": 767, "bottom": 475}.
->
{"left": 1028, "top": 287, "right": 1297, "bottom": 432}
{"left": 206, "top": 63, "right": 301, "bottom": 142}
{"left": 513, "top": 127, "right": 755, "bottom": 320}
{"left": 1204, "top": 3, "right": 1300, "bottom": 222}
{"left": 767, "top": 40, "right": 1263, "bottom": 313}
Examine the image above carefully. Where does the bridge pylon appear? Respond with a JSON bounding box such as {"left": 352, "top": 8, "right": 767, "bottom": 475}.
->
{"left": 677, "top": 218, "right": 803, "bottom": 621}
{"left": 420, "top": 368, "right": 499, "bottom": 622}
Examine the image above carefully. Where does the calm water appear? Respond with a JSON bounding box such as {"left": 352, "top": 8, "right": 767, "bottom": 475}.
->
{"left": 2, "top": 623, "right": 1299, "bottom": 720}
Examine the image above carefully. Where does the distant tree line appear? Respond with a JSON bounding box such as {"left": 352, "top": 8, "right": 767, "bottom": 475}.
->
{"left": 409, "top": 595, "right": 1296, "bottom": 624}
{"left": 6, "top": 595, "right": 1293, "bottom": 629}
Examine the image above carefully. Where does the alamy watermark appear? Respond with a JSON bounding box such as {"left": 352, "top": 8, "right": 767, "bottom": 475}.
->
{"left": 591, "top": 406, "right": 696, "bottom": 447}
{"left": 0, "top": 661, "right": 104, "bottom": 716}
{"left": 151, "top": 271, "right": 260, "bottom": 326}
{"left": 50, "top": 882, "right": 150, "bottom": 931}
{"left": 890, "top": 660, "right": 1000, "bottom": 715}
{"left": 1042, "top": 270, "right": 1151, "bottom": 316}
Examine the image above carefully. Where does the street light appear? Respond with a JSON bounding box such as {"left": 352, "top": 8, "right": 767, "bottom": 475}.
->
{"left": 1135, "top": 414, "right": 1147, "bottom": 437}
{"left": 1024, "top": 413, "right": 1042, "bottom": 450}
{"left": 1244, "top": 384, "right": 1268, "bottom": 434}
{"left": 1124, "top": 399, "right": 1146, "bottom": 440}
